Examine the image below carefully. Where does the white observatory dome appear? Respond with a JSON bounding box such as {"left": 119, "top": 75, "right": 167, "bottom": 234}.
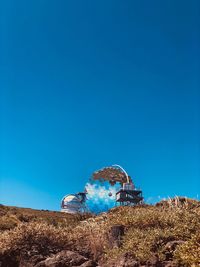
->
{"left": 61, "top": 193, "right": 86, "bottom": 214}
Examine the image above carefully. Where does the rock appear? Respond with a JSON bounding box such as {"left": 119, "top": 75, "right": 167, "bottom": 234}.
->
{"left": 79, "top": 260, "right": 97, "bottom": 267}
{"left": 102, "top": 253, "right": 139, "bottom": 267}
{"left": 107, "top": 225, "right": 125, "bottom": 249}
{"left": 162, "top": 261, "right": 176, "bottom": 267}
{"left": 21, "top": 255, "right": 45, "bottom": 266}
{"left": 36, "top": 250, "right": 89, "bottom": 267}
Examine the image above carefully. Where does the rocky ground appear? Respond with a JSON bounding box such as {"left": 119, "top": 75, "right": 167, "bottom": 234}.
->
{"left": 0, "top": 197, "right": 200, "bottom": 267}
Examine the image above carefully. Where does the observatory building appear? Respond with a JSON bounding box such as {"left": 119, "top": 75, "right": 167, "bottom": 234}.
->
{"left": 61, "top": 164, "right": 143, "bottom": 213}
{"left": 61, "top": 192, "right": 87, "bottom": 214}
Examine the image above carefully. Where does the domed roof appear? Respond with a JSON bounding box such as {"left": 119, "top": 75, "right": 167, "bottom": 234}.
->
{"left": 61, "top": 194, "right": 86, "bottom": 214}
{"left": 63, "top": 195, "right": 78, "bottom": 202}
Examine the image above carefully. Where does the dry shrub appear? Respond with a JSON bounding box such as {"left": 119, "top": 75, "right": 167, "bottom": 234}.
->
{"left": 0, "top": 215, "right": 19, "bottom": 231}
{"left": 74, "top": 215, "right": 108, "bottom": 260}
{"left": 0, "top": 199, "right": 199, "bottom": 266}
{"left": 174, "top": 232, "right": 200, "bottom": 267}
{"left": 76, "top": 202, "right": 200, "bottom": 265}
{"left": 0, "top": 205, "right": 92, "bottom": 232}
{"left": 0, "top": 221, "right": 72, "bottom": 261}
{"left": 157, "top": 197, "right": 200, "bottom": 210}
{"left": 103, "top": 201, "right": 200, "bottom": 264}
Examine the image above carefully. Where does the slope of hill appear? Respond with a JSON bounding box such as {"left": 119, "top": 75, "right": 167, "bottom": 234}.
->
{"left": 0, "top": 197, "right": 200, "bottom": 267}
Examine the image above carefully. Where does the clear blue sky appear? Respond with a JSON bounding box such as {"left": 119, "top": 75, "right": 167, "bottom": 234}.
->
{"left": 0, "top": 0, "right": 199, "bottom": 210}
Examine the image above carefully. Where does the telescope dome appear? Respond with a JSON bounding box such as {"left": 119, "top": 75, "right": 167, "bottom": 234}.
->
{"left": 61, "top": 193, "right": 86, "bottom": 214}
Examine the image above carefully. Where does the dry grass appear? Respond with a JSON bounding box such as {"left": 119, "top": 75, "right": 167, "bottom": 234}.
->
{"left": 0, "top": 205, "right": 92, "bottom": 231}
{"left": 0, "top": 222, "right": 70, "bottom": 255}
{"left": 0, "top": 197, "right": 199, "bottom": 266}
{"left": 103, "top": 198, "right": 200, "bottom": 265}
{"left": 174, "top": 232, "right": 200, "bottom": 266}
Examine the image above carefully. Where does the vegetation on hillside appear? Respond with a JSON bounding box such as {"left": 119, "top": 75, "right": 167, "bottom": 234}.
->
{"left": 0, "top": 197, "right": 199, "bottom": 266}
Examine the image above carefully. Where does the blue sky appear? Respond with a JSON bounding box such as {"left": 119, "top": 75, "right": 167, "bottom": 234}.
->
{"left": 0, "top": 0, "right": 199, "bottom": 210}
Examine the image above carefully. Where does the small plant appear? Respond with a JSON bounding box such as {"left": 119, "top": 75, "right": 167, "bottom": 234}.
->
{"left": 174, "top": 232, "right": 200, "bottom": 266}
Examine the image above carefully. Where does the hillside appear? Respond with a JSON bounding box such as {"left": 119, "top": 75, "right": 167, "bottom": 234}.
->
{"left": 0, "top": 197, "right": 200, "bottom": 267}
